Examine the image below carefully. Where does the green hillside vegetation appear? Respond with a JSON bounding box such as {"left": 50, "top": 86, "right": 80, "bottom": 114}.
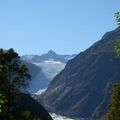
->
{"left": 104, "top": 83, "right": 120, "bottom": 120}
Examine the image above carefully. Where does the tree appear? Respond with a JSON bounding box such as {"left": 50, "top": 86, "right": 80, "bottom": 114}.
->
{"left": 0, "top": 48, "right": 31, "bottom": 119}
{"left": 115, "top": 12, "right": 120, "bottom": 57}
{"left": 0, "top": 93, "right": 5, "bottom": 113}
{"left": 107, "top": 83, "right": 120, "bottom": 120}
{"left": 0, "top": 65, "right": 3, "bottom": 112}
{"left": 115, "top": 40, "right": 120, "bottom": 58}
{"left": 115, "top": 12, "right": 120, "bottom": 26}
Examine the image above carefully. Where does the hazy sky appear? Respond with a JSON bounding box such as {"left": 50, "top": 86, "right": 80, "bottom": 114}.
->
{"left": 0, "top": 0, "right": 119, "bottom": 55}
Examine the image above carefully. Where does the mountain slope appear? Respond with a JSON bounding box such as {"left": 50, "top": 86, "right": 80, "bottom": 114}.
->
{"left": 23, "top": 61, "right": 49, "bottom": 93}
{"left": 14, "top": 93, "right": 53, "bottom": 120}
{"left": 37, "top": 27, "right": 120, "bottom": 119}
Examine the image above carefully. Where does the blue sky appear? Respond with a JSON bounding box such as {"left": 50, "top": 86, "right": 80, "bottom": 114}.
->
{"left": 0, "top": 0, "right": 119, "bottom": 55}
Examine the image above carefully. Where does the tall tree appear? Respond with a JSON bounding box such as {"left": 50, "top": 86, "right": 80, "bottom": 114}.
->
{"left": 0, "top": 48, "right": 31, "bottom": 119}
{"left": 106, "top": 83, "right": 120, "bottom": 120}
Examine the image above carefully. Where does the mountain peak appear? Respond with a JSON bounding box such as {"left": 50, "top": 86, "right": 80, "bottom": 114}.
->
{"left": 47, "top": 49, "right": 56, "bottom": 55}
{"left": 21, "top": 50, "right": 76, "bottom": 63}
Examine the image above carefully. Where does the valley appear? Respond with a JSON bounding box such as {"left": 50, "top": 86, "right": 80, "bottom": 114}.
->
{"left": 21, "top": 50, "right": 76, "bottom": 93}
{"left": 1, "top": 1, "right": 119, "bottom": 120}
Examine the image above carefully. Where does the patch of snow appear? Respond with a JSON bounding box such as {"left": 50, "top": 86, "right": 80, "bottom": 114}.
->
{"left": 35, "top": 88, "right": 47, "bottom": 95}
{"left": 50, "top": 113, "right": 97, "bottom": 120}
{"left": 44, "top": 60, "right": 63, "bottom": 64}
{"left": 65, "top": 55, "right": 76, "bottom": 61}
{"left": 50, "top": 113, "right": 74, "bottom": 120}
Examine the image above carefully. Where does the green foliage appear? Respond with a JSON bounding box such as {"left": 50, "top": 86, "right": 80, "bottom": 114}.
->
{"left": 20, "top": 111, "right": 32, "bottom": 120}
{"left": 115, "top": 12, "right": 120, "bottom": 26}
{"left": 19, "top": 111, "right": 41, "bottom": 120}
{"left": 33, "top": 117, "right": 41, "bottom": 120}
{"left": 106, "top": 83, "right": 120, "bottom": 120}
{"left": 115, "top": 40, "right": 120, "bottom": 58}
{"left": 0, "top": 93, "right": 4, "bottom": 113}
{"left": 0, "top": 48, "right": 32, "bottom": 119}
{"left": 0, "top": 48, "right": 49, "bottom": 120}
{"left": 0, "top": 64, "right": 3, "bottom": 72}
{"left": 114, "top": 12, "right": 120, "bottom": 58}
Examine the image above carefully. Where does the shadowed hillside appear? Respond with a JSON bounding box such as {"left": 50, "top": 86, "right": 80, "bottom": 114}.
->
{"left": 37, "top": 27, "right": 120, "bottom": 119}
